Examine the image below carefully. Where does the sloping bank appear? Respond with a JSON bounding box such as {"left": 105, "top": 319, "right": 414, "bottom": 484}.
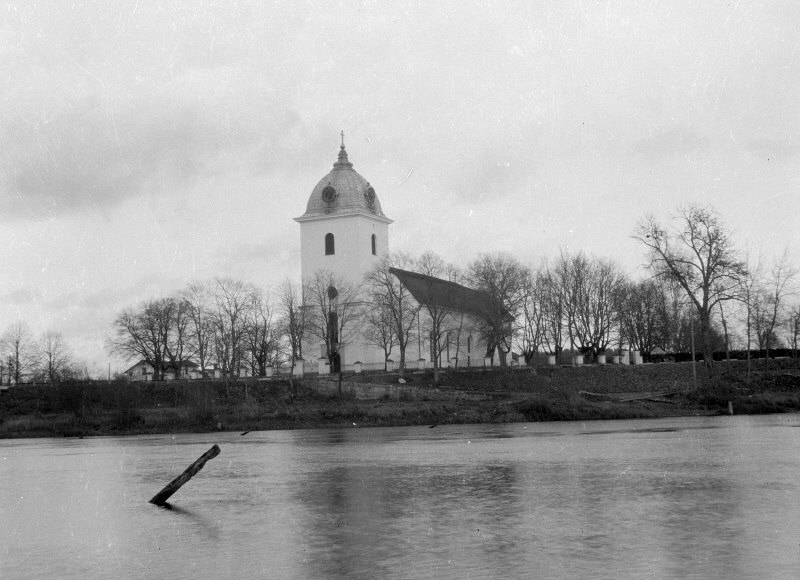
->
{"left": 1, "top": 359, "right": 799, "bottom": 438}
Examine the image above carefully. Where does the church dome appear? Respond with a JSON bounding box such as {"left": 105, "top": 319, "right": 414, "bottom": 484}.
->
{"left": 298, "top": 143, "right": 389, "bottom": 221}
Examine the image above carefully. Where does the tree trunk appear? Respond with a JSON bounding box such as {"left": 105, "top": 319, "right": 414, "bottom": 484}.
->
{"left": 700, "top": 310, "right": 714, "bottom": 369}
{"left": 746, "top": 315, "right": 752, "bottom": 384}
{"left": 718, "top": 303, "right": 731, "bottom": 363}
{"left": 288, "top": 353, "right": 295, "bottom": 395}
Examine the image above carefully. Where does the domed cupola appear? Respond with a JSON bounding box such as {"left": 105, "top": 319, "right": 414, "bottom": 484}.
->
{"left": 297, "top": 140, "right": 390, "bottom": 222}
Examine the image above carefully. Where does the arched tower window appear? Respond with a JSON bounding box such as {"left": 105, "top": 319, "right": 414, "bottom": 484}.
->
{"left": 328, "top": 312, "right": 339, "bottom": 346}
{"left": 325, "top": 233, "right": 335, "bottom": 255}
{"left": 371, "top": 234, "right": 377, "bottom": 255}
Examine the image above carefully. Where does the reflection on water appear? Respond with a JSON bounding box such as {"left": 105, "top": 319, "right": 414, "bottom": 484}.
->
{"left": 1, "top": 415, "right": 800, "bottom": 579}
{"left": 296, "top": 461, "right": 524, "bottom": 578}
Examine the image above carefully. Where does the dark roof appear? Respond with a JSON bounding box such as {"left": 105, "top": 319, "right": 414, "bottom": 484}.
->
{"left": 390, "top": 267, "right": 511, "bottom": 322}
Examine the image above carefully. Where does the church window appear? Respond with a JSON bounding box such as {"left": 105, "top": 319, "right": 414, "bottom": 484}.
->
{"left": 371, "top": 234, "right": 377, "bottom": 255}
{"left": 325, "top": 233, "right": 335, "bottom": 255}
{"left": 328, "top": 312, "right": 339, "bottom": 346}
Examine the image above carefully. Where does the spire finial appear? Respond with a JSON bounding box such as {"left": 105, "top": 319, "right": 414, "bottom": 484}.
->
{"left": 334, "top": 130, "right": 352, "bottom": 168}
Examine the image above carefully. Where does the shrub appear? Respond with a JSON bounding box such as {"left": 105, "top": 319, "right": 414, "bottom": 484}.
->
{"left": 515, "top": 398, "right": 555, "bottom": 422}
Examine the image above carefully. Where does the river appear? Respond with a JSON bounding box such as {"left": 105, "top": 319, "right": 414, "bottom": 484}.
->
{"left": 1, "top": 414, "right": 799, "bottom": 579}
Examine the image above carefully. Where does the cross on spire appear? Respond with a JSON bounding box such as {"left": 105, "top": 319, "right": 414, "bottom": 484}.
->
{"left": 334, "top": 130, "right": 352, "bottom": 168}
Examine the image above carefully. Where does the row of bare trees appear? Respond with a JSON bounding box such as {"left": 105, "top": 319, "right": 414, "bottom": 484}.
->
{"left": 371, "top": 206, "right": 797, "bottom": 377}
{"left": 0, "top": 322, "right": 84, "bottom": 384}
{"left": 634, "top": 205, "right": 798, "bottom": 369}
{"left": 107, "top": 278, "right": 290, "bottom": 380}
{"left": 107, "top": 204, "right": 798, "bottom": 383}
{"left": 512, "top": 205, "right": 797, "bottom": 370}
{"left": 7, "top": 204, "right": 794, "bottom": 384}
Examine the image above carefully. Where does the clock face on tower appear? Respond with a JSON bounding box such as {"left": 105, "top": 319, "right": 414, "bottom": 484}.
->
{"left": 321, "top": 184, "right": 337, "bottom": 203}
{"left": 364, "top": 185, "right": 376, "bottom": 210}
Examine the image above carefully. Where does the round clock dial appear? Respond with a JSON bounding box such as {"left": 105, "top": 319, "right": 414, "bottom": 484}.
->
{"left": 321, "top": 185, "right": 336, "bottom": 203}
{"left": 364, "top": 186, "right": 376, "bottom": 209}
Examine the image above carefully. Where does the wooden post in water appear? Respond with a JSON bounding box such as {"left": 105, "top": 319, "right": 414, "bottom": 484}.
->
{"left": 149, "top": 444, "right": 221, "bottom": 506}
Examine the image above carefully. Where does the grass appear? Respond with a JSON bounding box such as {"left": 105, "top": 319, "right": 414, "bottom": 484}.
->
{"left": 1, "top": 358, "right": 798, "bottom": 438}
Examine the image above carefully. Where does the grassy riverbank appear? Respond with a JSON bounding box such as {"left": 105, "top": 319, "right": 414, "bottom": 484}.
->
{"left": 1, "top": 359, "right": 799, "bottom": 438}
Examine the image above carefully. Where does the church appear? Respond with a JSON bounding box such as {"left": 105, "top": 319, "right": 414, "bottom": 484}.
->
{"left": 295, "top": 136, "right": 502, "bottom": 373}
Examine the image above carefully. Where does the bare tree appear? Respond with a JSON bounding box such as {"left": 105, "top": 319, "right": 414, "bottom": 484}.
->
{"left": 366, "top": 253, "right": 419, "bottom": 377}
{"left": 277, "top": 279, "right": 305, "bottom": 376}
{"left": 210, "top": 278, "right": 253, "bottom": 377}
{"left": 552, "top": 251, "right": 584, "bottom": 359}
{"left": 1, "top": 321, "right": 34, "bottom": 384}
{"left": 167, "top": 298, "right": 190, "bottom": 373}
{"left": 181, "top": 281, "right": 214, "bottom": 376}
{"left": 411, "top": 253, "right": 462, "bottom": 383}
{"left": 418, "top": 295, "right": 456, "bottom": 385}
{"left": 363, "top": 300, "right": 396, "bottom": 369}
{"left": 786, "top": 305, "right": 800, "bottom": 365}
{"left": 36, "top": 331, "right": 74, "bottom": 382}
{"left": 618, "top": 279, "right": 666, "bottom": 357}
{"left": 242, "top": 287, "right": 279, "bottom": 377}
{"left": 656, "top": 276, "right": 688, "bottom": 354}
{"left": 554, "top": 251, "right": 624, "bottom": 361}
{"left": 737, "top": 254, "right": 763, "bottom": 381}
{"left": 416, "top": 251, "right": 462, "bottom": 281}
{"left": 716, "top": 299, "right": 732, "bottom": 362}
{"left": 633, "top": 205, "right": 747, "bottom": 368}
{"left": 755, "top": 249, "right": 797, "bottom": 365}
{"left": 303, "top": 269, "right": 364, "bottom": 370}
{"left": 736, "top": 249, "right": 797, "bottom": 374}
{"left": 108, "top": 297, "right": 181, "bottom": 380}
{"left": 516, "top": 268, "right": 546, "bottom": 364}
{"left": 539, "top": 263, "right": 566, "bottom": 361}
{"left": 466, "top": 253, "right": 530, "bottom": 367}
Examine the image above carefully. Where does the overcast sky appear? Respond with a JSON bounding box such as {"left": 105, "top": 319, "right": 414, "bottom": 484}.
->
{"left": 2, "top": 1, "right": 798, "bottom": 373}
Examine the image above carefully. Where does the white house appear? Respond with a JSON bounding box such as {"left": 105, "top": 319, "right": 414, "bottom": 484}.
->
{"left": 122, "top": 360, "right": 201, "bottom": 381}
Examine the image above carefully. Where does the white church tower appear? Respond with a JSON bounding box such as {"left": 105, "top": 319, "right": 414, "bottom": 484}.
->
{"left": 294, "top": 135, "right": 393, "bottom": 368}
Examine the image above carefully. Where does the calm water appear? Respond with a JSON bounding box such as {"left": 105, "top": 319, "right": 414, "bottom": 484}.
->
{"left": 1, "top": 415, "right": 799, "bottom": 579}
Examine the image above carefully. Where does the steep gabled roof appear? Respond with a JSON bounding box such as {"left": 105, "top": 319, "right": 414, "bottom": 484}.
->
{"left": 390, "top": 267, "right": 511, "bottom": 322}
{"left": 123, "top": 360, "right": 149, "bottom": 375}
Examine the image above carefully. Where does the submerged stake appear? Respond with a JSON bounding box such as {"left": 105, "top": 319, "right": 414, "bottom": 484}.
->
{"left": 149, "top": 444, "right": 221, "bottom": 506}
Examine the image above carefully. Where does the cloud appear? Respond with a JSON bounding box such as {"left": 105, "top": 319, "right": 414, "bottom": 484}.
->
{"left": 210, "top": 237, "right": 299, "bottom": 287}
{"left": 746, "top": 137, "right": 798, "bottom": 161}
{"left": 1, "top": 102, "right": 200, "bottom": 219}
{"left": 0, "top": 77, "right": 305, "bottom": 222}
{"left": 2, "top": 286, "right": 43, "bottom": 306}
{"left": 631, "top": 127, "right": 711, "bottom": 159}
